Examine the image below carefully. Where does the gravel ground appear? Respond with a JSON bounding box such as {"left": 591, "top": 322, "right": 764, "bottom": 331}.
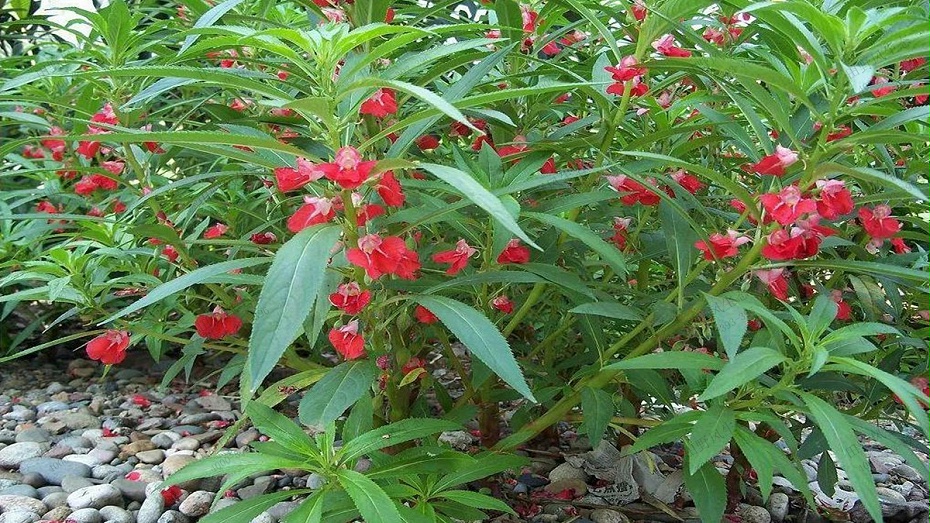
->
{"left": 0, "top": 350, "right": 926, "bottom": 523}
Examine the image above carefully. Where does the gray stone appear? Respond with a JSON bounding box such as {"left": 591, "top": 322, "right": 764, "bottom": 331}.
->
{"left": 65, "top": 454, "right": 106, "bottom": 468}
{"left": 0, "top": 511, "right": 40, "bottom": 523}
{"left": 41, "top": 491, "right": 69, "bottom": 508}
{"left": 61, "top": 475, "right": 95, "bottom": 493}
{"left": 58, "top": 436, "right": 93, "bottom": 450}
{"left": 67, "top": 484, "right": 123, "bottom": 509}
{"left": 178, "top": 491, "right": 213, "bottom": 517}
{"left": 156, "top": 510, "right": 189, "bottom": 523}
{"left": 767, "top": 492, "right": 790, "bottom": 522}
{"left": 67, "top": 507, "right": 103, "bottom": 523}
{"left": 305, "top": 473, "right": 325, "bottom": 490}
{"left": 19, "top": 457, "right": 92, "bottom": 485}
{"left": 235, "top": 429, "right": 260, "bottom": 448}
{"left": 544, "top": 478, "right": 588, "bottom": 496}
{"left": 548, "top": 462, "right": 588, "bottom": 483}
{"left": 171, "top": 438, "right": 200, "bottom": 452}
{"left": 137, "top": 491, "right": 166, "bottom": 523}
{"left": 0, "top": 494, "right": 46, "bottom": 514}
{"left": 267, "top": 501, "right": 299, "bottom": 519}
{"left": 3, "top": 407, "right": 36, "bottom": 422}
{"left": 437, "top": 430, "right": 473, "bottom": 450}
{"left": 891, "top": 464, "right": 922, "bottom": 482}
{"left": 195, "top": 395, "right": 232, "bottom": 412}
{"left": 211, "top": 498, "right": 238, "bottom": 512}
{"left": 0, "top": 443, "right": 46, "bottom": 468}
{"left": 42, "top": 506, "right": 72, "bottom": 521}
{"left": 45, "top": 382, "right": 67, "bottom": 394}
{"left": 13, "top": 429, "right": 49, "bottom": 444}
{"left": 91, "top": 465, "right": 125, "bottom": 481}
{"left": 136, "top": 450, "right": 165, "bottom": 465}
{"left": 0, "top": 485, "right": 38, "bottom": 498}
{"left": 99, "top": 505, "right": 134, "bottom": 523}
{"left": 119, "top": 441, "right": 156, "bottom": 459}
{"left": 161, "top": 455, "right": 195, "bottom": 479}
{"left": 35, "top": 401, "right": 69, "bottom": 415}
{"left": 111, "top": 478, "right": 149, "bottom": 502}
{"left": 19, "top": 473, "right": 44, "bottom": 488}
{"left": 739, "top": 503, "right": 772, "bottom": 523}
{"left": 151, "top": 433, "right": 180, "bottom": 450}
{"left": 170, "top": 426, "right": 204, "bottom": 436}
{"left": 238, "top": 477, "right": 274, "bottom": 499}
{"left": 36, "top": 486, "right": 63, "bottom": 497}
{"left": 250, "top": 512, "right": 275, "bottom": 523}
{"left": 590, "top": 508, "right": 626, "bottom": 523}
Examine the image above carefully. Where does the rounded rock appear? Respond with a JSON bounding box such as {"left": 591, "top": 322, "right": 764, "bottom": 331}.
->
{"left": 250, "top": 512, "right": 275, "bottom": 523}
{"left": 156, "top": 509, "right": 189, "bottom": 523}
{"left": 0, "top": 511, "right": 40, "bottom": 523}
{"left": 67, "top": 507, "right": 104, "bottom": 523}
{"left": 136, "top": 491, "right": 166, "bottom": 523}
{"left": 151, "top": 433, "right": 180, "bottom": 450}
{"left": 590, "top": 508, "right": 626, "bottom": 523}
{"left": 178, "top": 490, "right": 214, "bottom": 517}
{"left": 42, "top": 491, "right": 69, "bottom": 508}
{"left": 0, "top": 443, "right": 46, "bottom": 469}
{"left": 767, "top": 492, "right": 790, "bottom": 522}
{"left": 0, "top": 485, "right": 38, "bottom": 498}
{"left": 136, "top": 450, "right": 166, "bottom": 465}
{"left": 548, "top": 462, "right": 588, "bottom": 483}
{"left": 67, "top": 484, "right": 123, "bottom": 510}
{"left": 61, "top": 475, "right": 95, "bottom": 493}
{"left": 739, "top": 503, "right": 773, "bottom": 523}
{"left": 14, "top": 429, "right": 50, "bottom": 444}
{"left": 99, "top": 505, "right": 134, "bottom": 523}
{"left": 0, "top": 494, "right": 47, "bottom": 514}
{"left": 19, "top": 457, "right": 92, "bottom": 485}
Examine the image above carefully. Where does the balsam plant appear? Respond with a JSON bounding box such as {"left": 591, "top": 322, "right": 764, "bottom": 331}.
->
{"left": 0, "top": 0, "right": 928, "bottom": 520}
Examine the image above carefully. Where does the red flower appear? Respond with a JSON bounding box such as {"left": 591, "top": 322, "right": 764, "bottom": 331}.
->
{"left": 541, "top": 157, "right": 557, "bottom": 174}
{"left": 360, "top": 88, "right": 398, "bottom": 118}
{"left": 250, "top": 232, "right": 277, "bottom": 245}
{"left": 22, "top": 145, "right": 45, "bottom": 159}
{"left": 131, "top": 394, "right": 151, "bottom": 408}
{"left": 605, "top": 56, "right": 646, "bottom": 81}
{"left": 759, "top": 185, "right": 816, "bottom": 225}
{"left": 161, "top": 485, "right": 183, "bottom": 506}
{"left": 432, "top": 239, "right": 477, "bottom": 275}
{"left": 288, "top": 196, "right": 336, "bottom": 232}
{"left": 323, "top": 146, "right": 377, "bottom": 190}
{"left": 755, "top": 268, "right": 789, "bottom": 300}
{"left": 87, "top": 330, "right": 129, "bottom": 365}
{"left": 194, "top": 307, "right": 243, "bottom": 339}
{"left": 694, "top": 230, "right": 750, "bottom": 261}
{"left": 497, "top": 135, "right": 528, "bottom": 159}
{"left": 401, "top": 357, "right": 426, "bottom": 377}
{"left": 329, "top": 320, "right": 366, "bottom": 360}
{"left": 37, "top": 201, "right": 59, "bottom": 214}
{"left": 377, "top": 171, "right": 405, "bottom": 207}
{"left": 329, "top": 282, "right": 372, "bottom": 314}
{"left": 870, "top": 76, "right": 895, "bottom": 97}
{"left": 416, "top": 135, "right": 440, "bottom": 150}
{"left": 414, "top": 305, "right": 439, "bottom": 324}
{"left": 497, "top": 239, "right": 530, "bottom": 264}
{"left": 75, "top": 176, "right": 99, "bottom": 195}
{"left": 826, "top": 126, "right": 852, "bottom": 142}
{"left": 87, "top": 207, "right": 104, "bottom": 217}
{"left": 274, "top": 157, "right": 329, "bottom": 192}
{"left": 606, "top": 175, "right": 661, "bottom": 206}
{"left": 42, "top": 127, "right": 67, "bottom": 158}
{"left": 471, "top": 134, "right": 494, "bottom": 151}
{"left": 204, "top": 223, "right": 228, "bottom": 239}
{"left": 111, "top": 200, "right": 126, "bottom": 214}
{"left": 355, "top": 203, "right": 385, "bottom": 226}
{"left": 901, "top": 57, "right": 927, "bottom": 73}
{"left": 652, "top": 35, "right": 692, "bottom": 57}
{"left": 891, "top": 237, "right": 911, "bottom": 254}
{"left": 830, "top": 290, "right": 852, "bottom": 321}
{"left": 670, "top": 170, "right": 704, "bottom": 194}
{"left": 815, "top": 179, "right": 854, "bottom": 219}
{"left": 607, "top": 77, "right": 649, "bottom": 97}
{"left": 703, "top": 27, "right": 725, "bottom": 45}
{"left": 859, "top": 205, "right": 901, "bottom": 240}
{"left": 762, "top": 227, "right": 821, "bottom": 261}
{"left": 229, "top": 98, "right": 252, "bottom": 111}
{"left": 745, "top": 145, "right": 799, "bottom": 176}
{"left": 86, "top": 330, "right": 130, "bottom": 365}
{"left": 520, "top": 4, "right": 538, "bottom": 31}
{"left": 630, "top": 0, "right": 647, "bottom": 20}
{"left": 91, "top": 174, "right": 118, "bottom": 191}
{"left": 100, "top": 160, "right": 124, "bottom": 175}
{"left": 346, "top": 234, "right": 421, "bottom": 280}
{"left": 491, "top": 295, "right": 514, "bottom": 314}
{"left": 610, "top": 217, "right": 632, "bottom": 250}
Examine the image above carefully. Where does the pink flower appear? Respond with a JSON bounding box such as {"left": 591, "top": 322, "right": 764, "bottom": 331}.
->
{"left": 432, "top": 239, "right": 477, "bottom": 275}
{"left": 346, "top": 234, "right": 421, "bottom": 280}
{"left": 605, "top": 56, "right": 646, "bottom": 81}
{"left": 606, "top": 175, "right": 661, "bottom": 205}
{"left": 323, "top": 146, "right": 377, "bottom": 190}
{"left": 491, "top": 296, "right": 514, "bottom": 314}
{"left": 745, "top": 145, "right": 799, "bottom": 176}
{"left": 815, "top": 179, "right": 854, "bottom": 219}
{"left": 859, "top": 205, "right": 901, "bottom": 240}
{"left": 288, "top": 196, "right": 336, "bottom": 232}
{"left": 694, "top": 230, "right": 750, "bottom": 260}
{"left": 329, "top": 320, "right": 366, "bottom": 360}
{"left": 670, "top": 170, "right": 704, "bottom": 194}
{"left": 360, "top": 88, "right": 398, "bottom": 118}
{"left": 329, "top": 282, "right": 372, "bottom": 314}
{"left": 274, "top": 157, "right": 329, "bottom": 192}
{"left": 652, "top": 34, "right": 691, "bottom": 57}
{"left": 759, "top": 185, "right": 817, "bottom": 225}
{"left": 755, "top": 268, "right": 789, "bottom": 300}
{"left": 204, "top": 223, "right": 229, "bottom": 239}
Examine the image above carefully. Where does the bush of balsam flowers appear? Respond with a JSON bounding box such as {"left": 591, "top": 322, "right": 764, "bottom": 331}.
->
{"left": 0, "top": 0, "right": 928, "bottom": 521}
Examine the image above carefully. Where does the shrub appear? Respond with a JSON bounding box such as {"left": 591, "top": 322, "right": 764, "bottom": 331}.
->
{"left": 1, "top": 0, "right": 928, "bottom": 521}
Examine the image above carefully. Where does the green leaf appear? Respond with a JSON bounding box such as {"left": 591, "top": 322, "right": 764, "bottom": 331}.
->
{"left": 100, "top": 258, "right": 270, "bottom": 324}
{"left": 439, "top": 490, "right": 515, "bottom": 514}
{"left": 807, "top": 295, "right": 838, "bottom": 339}
{"left": 603, "top": 352, "right": 724, "bottom": 372}
{"left": 247, "top": 225, "right": 341, "bottom": 394}
{"left": 179, "top": 0, "right": 248, "bottom": 53}
{"left": 799, "top": 392, "right": 882, "bottom": 522}
{"left": 627, "top": 414, "right": 701, "bottom": 455}
{"left": 818, "top": 451, "right": 839, "bottom": 497}
{"left": 733, "top": 426, "right": 813, "bottom": 505}
{"left": 419, "top": 164, "right": 538, "bottom": 250}
{"left": 659, "top": 200, "right": 698, "bottom": 306}
{"left": 412, "top": 295, "right": 534, "bottom": 402}
{"left": 336, "top": 469, "right": 402, "bottom": 523}
{"left": 366, "top": 448, "right": 474, "bottom": 480}
{"left": 338, "top": 418, "right": 461, "bottom": 463}
{"left": 698, "top": 347, "right": 786, "bottom": 401}
{"left": 201, "top": 490, "right": 311, "bottom": 523}
{"left": 298, "top": 361, "right": 377, "bottom": 428}
{"left": 844, "top": 415, "right": 929, "bottom": 481}
{"left": 161, "top": 453, "right": 306, "bottom": 488}
{"left": 342, "top": 391, "right": 374, "bottom": 443}
{"left": 682, "top": 455, "right": 726, "bottom": 523}
{"left": 687, "top": 406, "right": 735, "bottom": 474}
{"left": 524, "top": 212, "right": 627, "bottom": 276}
{"left": 704, "top": 294, "right": 748, "bottom": 360}
{"left": 580, "top": 387, "right": 614, "bottom": 447}
{"left": 246, "top": 403, "right": 314, "bottom": 454}
{"left": 570, "top": 301, "right": 642, "bottom": 321}
{"left": 432, "top": 454, "right": 526, "bottom": 492}
{"left": 282, "top": 492, "right": 323, "bottom": 523}
{"left": 354, "top": 79, "right": 477, "bottom": 131}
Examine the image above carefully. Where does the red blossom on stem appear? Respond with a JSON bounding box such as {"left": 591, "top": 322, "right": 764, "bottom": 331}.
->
{"left": 194, "top": 307, "right": 243, "bottom": 339}
{"left": 86, "top": 330, "right": 130, "bottom": 365}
